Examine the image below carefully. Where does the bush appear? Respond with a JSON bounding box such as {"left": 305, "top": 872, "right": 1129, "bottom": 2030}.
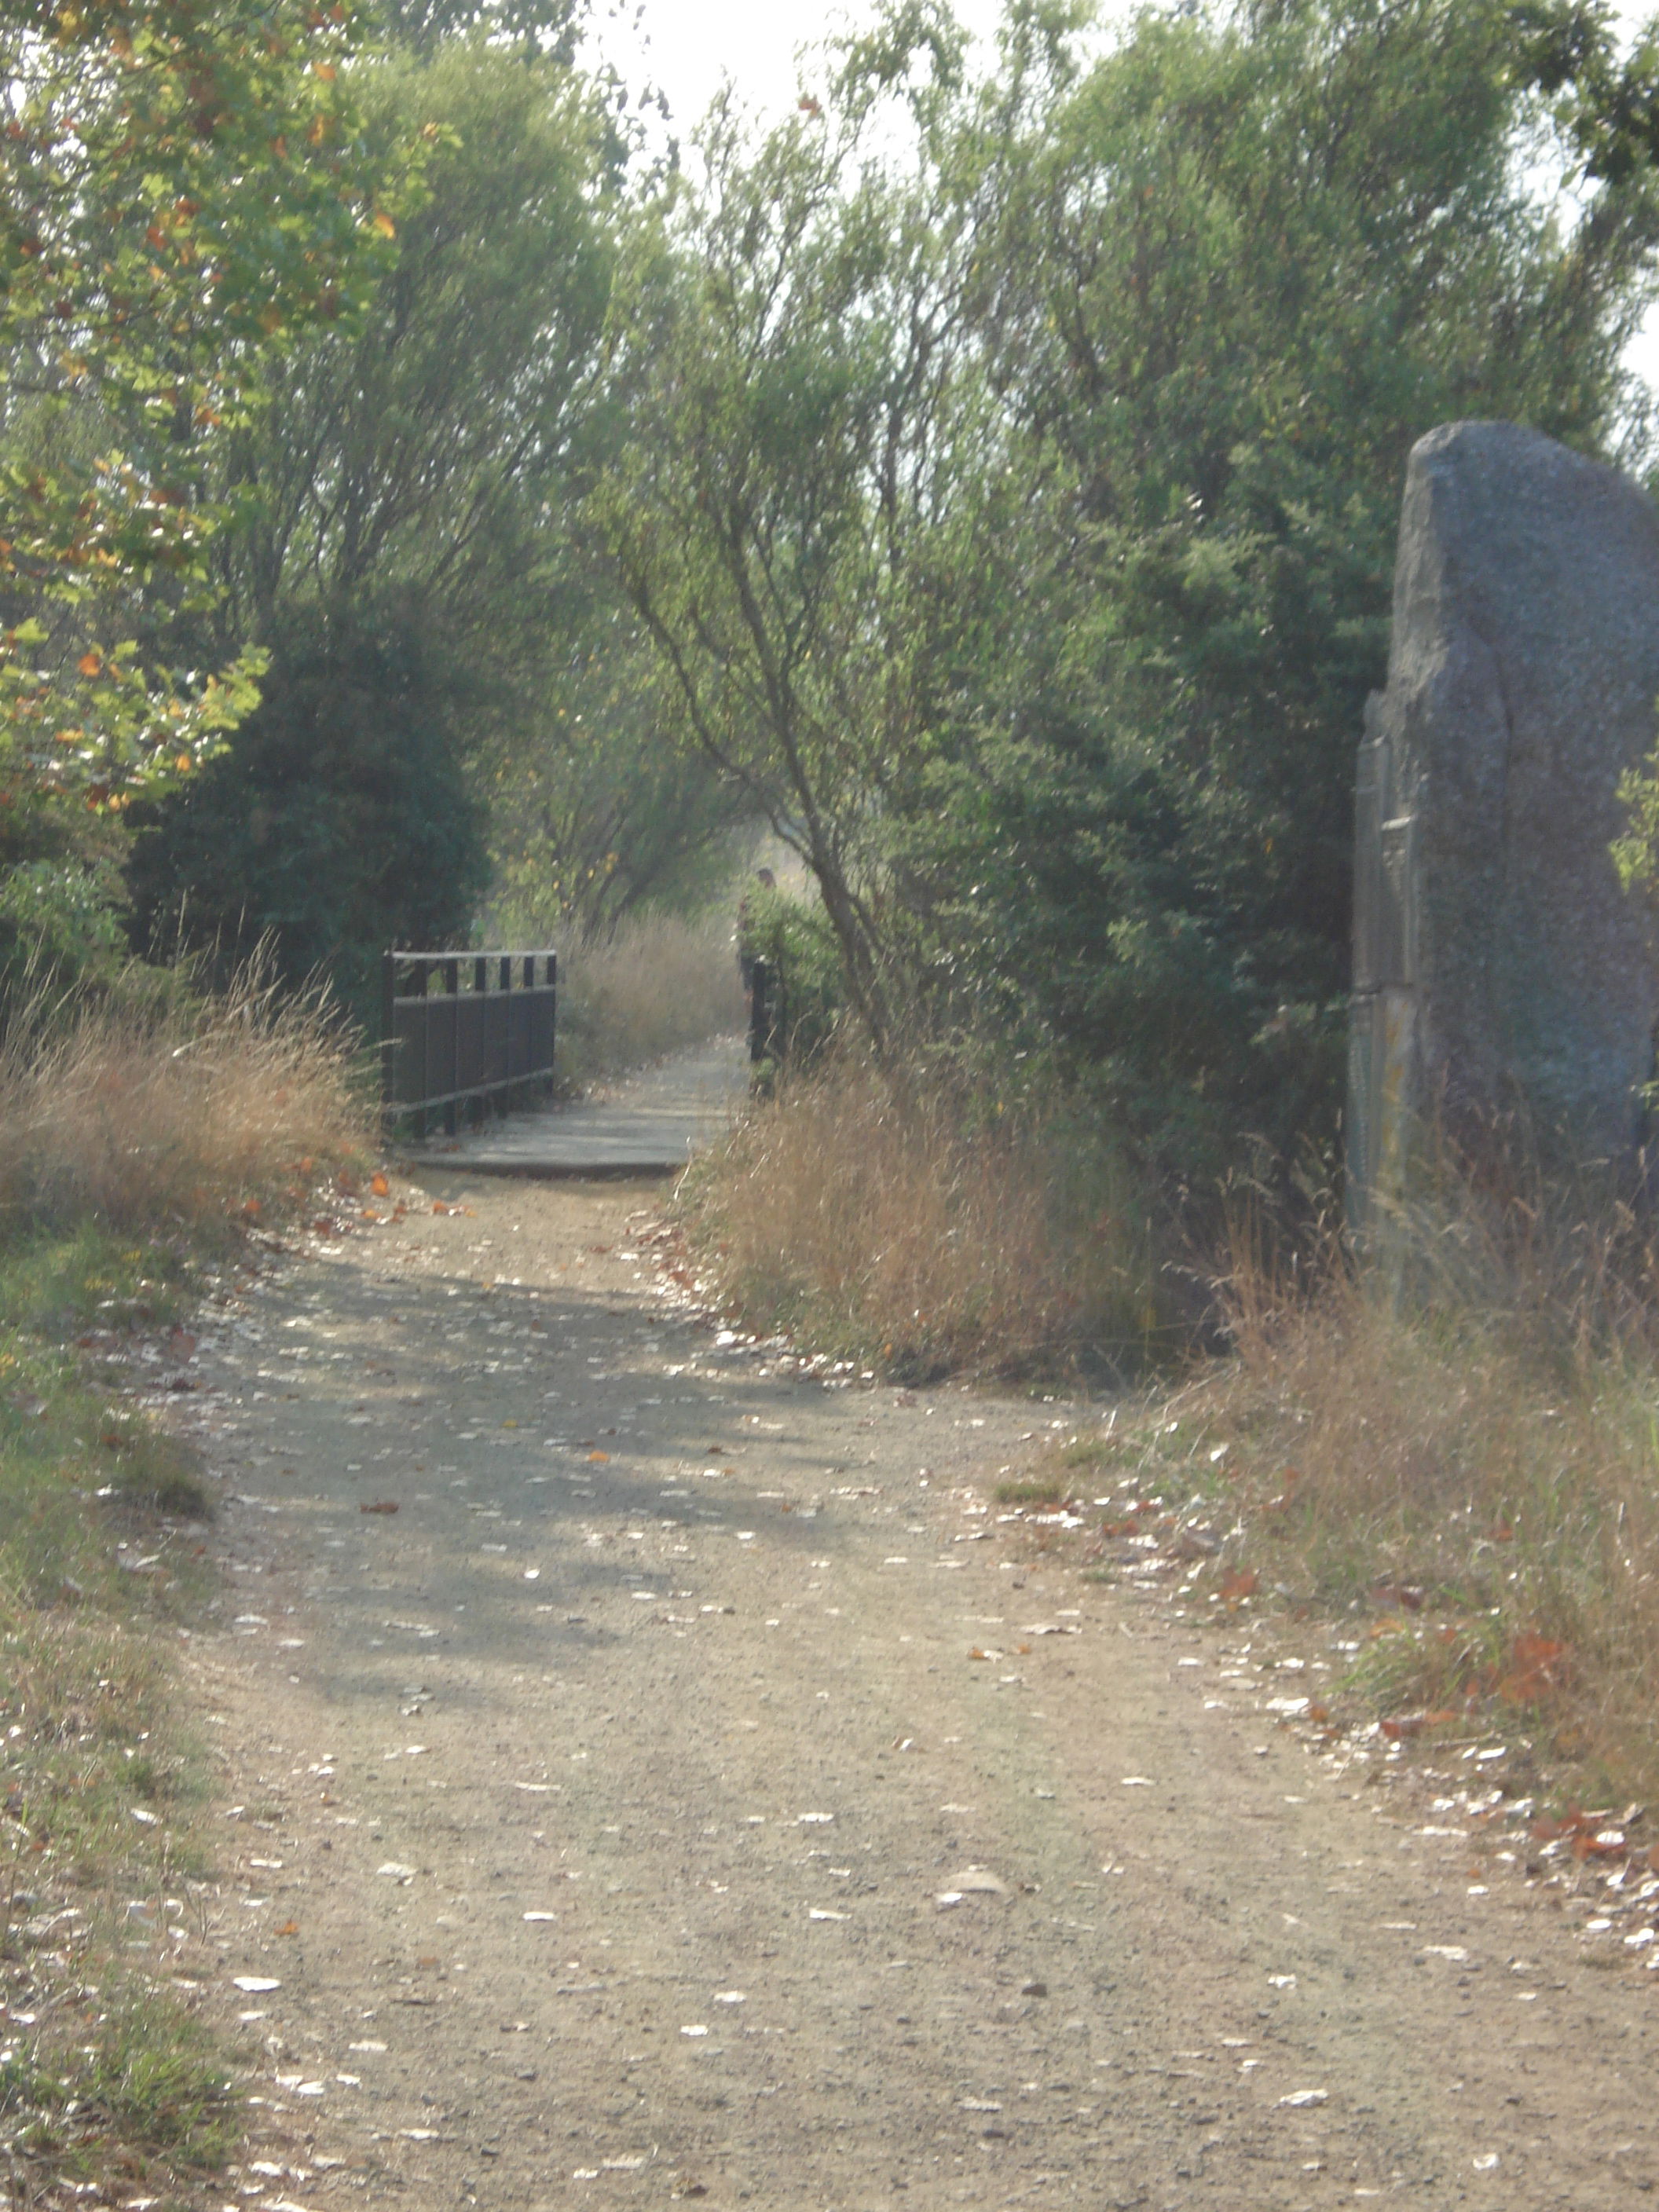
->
{"left": 0, "top": 859, "right": 132, "bottom": 1011}
{"left": 738, "top": 884, "right": 844, "bottom": 1075}
{"left": 125, "top": 603, "right": 487, "bottom": 1031}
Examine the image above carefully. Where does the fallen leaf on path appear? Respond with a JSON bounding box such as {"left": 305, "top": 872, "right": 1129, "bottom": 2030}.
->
{"left": 1379, "top": 1709, "right": 1456, "bottom": 1740}
{"left": 1219, "top": 1568, "right": 1258, "bottom": 1603}
{"left": 361, "top": 1500, "right": 400, "bottom": 1515}
{"left": 588, "top": 1450, "right": 610, "bottom": 1463}
{"left": 274, "top": 1920, "right": 299, "bottom": 1936}
{"left": 1498, "top": 1632, "right": 1568, "bottom": 1705}
{"left": 371, "top": 1172, "right": 390, "bottom": 1196}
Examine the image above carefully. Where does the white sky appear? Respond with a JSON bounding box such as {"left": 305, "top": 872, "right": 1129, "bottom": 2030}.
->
{"left": 587, "top": 1, "right": 1659, "bottom": 396}
{"left": 591, "top": 0, "right": 1659, "bottom": 137}
{"left": 588, "top": 0, "right": 1014, "bottom": 134}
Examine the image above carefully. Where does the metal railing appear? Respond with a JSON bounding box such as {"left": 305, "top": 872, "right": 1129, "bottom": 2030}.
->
{"left": 382, "top": 948, "right": 558, "bottom": 1135}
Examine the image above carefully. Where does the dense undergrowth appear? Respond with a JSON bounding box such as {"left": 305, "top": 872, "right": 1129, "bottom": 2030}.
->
{"left": 0, "top": 973, "right": 368, "bottom": 2201}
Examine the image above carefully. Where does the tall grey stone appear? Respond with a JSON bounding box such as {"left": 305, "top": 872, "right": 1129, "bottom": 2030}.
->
{"left": 1348, "top": 420, "right": 1659, "bottom": 1218}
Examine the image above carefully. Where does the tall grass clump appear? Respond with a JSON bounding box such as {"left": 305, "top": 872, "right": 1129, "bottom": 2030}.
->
{"left": 555, "top": 910, "right": 746, "bottom": 1089}
{"left": 682, "top": 1050, "right": 1166, "bottom": 1382}
{"left": 1189, "top": 1144, "right": 1659, "bottom": 1792}
{"left": 0, "top": 958, "right": 368, "bottom": 1242}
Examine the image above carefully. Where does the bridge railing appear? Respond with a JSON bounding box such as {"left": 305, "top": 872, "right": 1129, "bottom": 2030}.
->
{"left": 382, "top": 948, "right": 558, "bottom": 1136}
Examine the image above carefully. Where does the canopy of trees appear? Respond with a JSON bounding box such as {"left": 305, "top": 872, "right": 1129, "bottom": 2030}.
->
{"left": 11, "top": 0, "right": 1659, "bottom": 1170}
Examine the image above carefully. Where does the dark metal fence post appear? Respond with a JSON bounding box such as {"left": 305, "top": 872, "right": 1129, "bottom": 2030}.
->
{"left": 444, "top": 958, "right": 460, "bottom": 1136}
{"left": 381, "top": 950, "right": 396, "bottom": 1121}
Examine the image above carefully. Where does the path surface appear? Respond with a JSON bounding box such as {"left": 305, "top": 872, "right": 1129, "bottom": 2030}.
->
{"left": 413, "top": 1041, "right": 750, "bottom": 1176}
{"left": 170, "top": 1174, "right": 1659, "bottom": 2212}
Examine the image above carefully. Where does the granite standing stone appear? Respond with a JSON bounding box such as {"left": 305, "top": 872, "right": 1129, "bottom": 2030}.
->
{"left": 1349, "top": 421, "right": 1659, "bottom": 1219}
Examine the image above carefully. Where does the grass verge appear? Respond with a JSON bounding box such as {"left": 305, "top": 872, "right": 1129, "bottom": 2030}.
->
{"left": 1009, "top": 1169, "right": 1659, "bottom": 1818}
{"left": 0, "top": 961, "right": 366, "bottom": 1243}
{"left": 0, "top": 969, "right": 370, "bottom": 2203}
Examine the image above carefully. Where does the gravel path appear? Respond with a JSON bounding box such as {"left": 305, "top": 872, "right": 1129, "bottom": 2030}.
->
{"left": 170, "top": 1172, "right": 1659, "bottom": 2211}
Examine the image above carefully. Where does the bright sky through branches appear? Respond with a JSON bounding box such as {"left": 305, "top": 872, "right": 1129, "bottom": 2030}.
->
{"left": 592, "top": 2, "right": 1659, "bottom": 394}
{"left": 591, "top": 0, "right": 1013, "bottom": 134}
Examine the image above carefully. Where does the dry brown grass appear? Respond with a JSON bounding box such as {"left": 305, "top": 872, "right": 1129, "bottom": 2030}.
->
{"left": 1166, "top": 1170, "right": 1659, "bottom": 1796}
{"left": 681, "top": 1053, "right": 1160, "bottom": 1382}
{"left": 0, "top": 963, "right": 369, "bottom": 1242}
{"left": 556, "top": 912, "right": 746, "bottom": 1088}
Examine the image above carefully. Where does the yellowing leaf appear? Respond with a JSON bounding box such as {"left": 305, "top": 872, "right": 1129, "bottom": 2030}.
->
{"left": 372, "top": 211, "right": 396, "bottom": 239}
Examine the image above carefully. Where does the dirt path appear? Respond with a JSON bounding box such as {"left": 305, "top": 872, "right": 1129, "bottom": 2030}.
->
{"left": 169, "top": 1174, "right": 1659, "bottom": 2212}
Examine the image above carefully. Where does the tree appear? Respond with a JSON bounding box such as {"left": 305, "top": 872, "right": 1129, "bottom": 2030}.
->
{"left": 134, "top": 38, "right": 635, "bottom": 1001}
{"left": 125, "top": 602, "right": 487, "bottom": 1027}
{"left": 206, "top": 41, "right": 618, "bottom": 662}
{"left": 917, "top": 0, "right": 1659, "bottom": 1170}
{"left": 588, "top": 3, "right": 1002, "bottom": 1046}
{"left": 481, "top": 604, "right": 759, "bottom": 944}
{"left": 0, "top": 0, "right": 403, "bottom": 829}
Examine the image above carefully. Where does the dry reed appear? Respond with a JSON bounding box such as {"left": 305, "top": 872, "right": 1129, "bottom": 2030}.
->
{"left": 556, "top": 911, "right": 746, "bottom": 1086}
{"left": 0, "top": 964, "right": 369, "bottom": 1241}
{"left": 683, "top": 1054, "right": 1157, "bottom": 1381}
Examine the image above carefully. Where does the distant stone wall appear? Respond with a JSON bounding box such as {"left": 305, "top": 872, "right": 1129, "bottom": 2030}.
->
{"left": 1348, "top": 421, "right": 1659, "bottom": 1221}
